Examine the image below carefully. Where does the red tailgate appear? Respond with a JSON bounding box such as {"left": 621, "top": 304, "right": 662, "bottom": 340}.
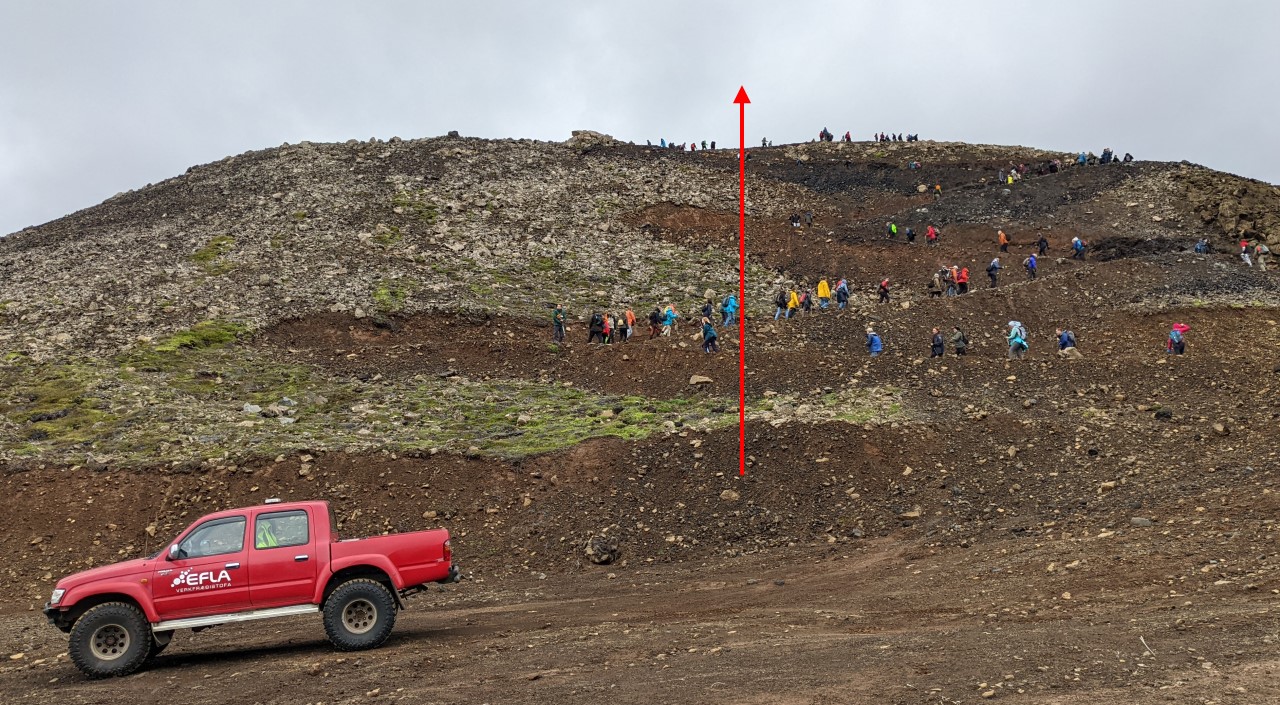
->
{"left": 329, "top": 528, "right": 451, "bottom": 588}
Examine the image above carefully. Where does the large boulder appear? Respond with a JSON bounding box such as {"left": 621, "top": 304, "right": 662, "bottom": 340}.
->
{"left": 584, "top": 534, "right": 620, "bottom": 565}
{"left": 565, "top": 130, "right": 621, "bottom": 152}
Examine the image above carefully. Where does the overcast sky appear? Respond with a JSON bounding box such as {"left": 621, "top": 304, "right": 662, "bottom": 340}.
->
{"left": 2, "top": 0, "right": 1278, "bottom": 236}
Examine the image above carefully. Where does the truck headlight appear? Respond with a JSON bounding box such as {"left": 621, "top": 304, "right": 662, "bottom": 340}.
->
{"left": 49, "top": 589, "right": 65, "bottom": 606}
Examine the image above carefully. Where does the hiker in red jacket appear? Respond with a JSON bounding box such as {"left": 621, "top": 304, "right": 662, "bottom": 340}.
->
{"left": 957, "top": 267, "right": 970, "bottom": 294}
{"left": 926, "top": 225, "right": 939, "bottom": 246}
{"left": 878, "top": 279, "right": 891, "bottom": 303}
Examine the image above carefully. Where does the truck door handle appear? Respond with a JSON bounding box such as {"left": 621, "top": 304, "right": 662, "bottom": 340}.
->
{"left": 225, "top": 562, "right": 240, "bottom": 569}
{"left": 294, "top": 555, "right": 309, "bottom": 562}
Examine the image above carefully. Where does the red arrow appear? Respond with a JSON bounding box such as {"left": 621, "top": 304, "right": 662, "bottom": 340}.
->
{"left": 733, "top": 86, "right": 750, "bottom": 476}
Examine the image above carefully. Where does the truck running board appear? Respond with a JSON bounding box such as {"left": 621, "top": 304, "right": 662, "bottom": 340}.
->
{"left": 153, "top": 604, "right": 320, "bottom": 632}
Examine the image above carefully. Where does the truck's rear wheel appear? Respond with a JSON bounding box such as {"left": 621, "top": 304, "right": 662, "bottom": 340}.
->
{"left": 68, "top": 602, "right": 150, "bottom": 678}
{"left": 323, "top": 579, "right": 396, "bottom": 651}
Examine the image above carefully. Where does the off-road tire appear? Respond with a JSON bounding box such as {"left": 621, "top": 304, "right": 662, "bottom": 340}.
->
{"left": 68, "top": 602, "right": 151, "bottom": 678}
{"left": 323, "top": 579, "right": 397, "bottom": 651}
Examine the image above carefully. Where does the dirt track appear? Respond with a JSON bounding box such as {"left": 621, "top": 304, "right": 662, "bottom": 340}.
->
{"left": 4, "top": 533, "right": 1279, "bottom": 705}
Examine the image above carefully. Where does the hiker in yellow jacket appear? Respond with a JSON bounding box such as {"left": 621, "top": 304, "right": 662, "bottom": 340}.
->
{"left": 816, "top": 279, "right": 831, "bottom": 309}
{"left": 786, "top": 290, "right": 800, "bottom": 319}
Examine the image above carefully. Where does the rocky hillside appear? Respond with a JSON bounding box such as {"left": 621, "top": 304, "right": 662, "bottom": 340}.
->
{"left": 0, "top": 131, "right": 1276, "bottom": 472}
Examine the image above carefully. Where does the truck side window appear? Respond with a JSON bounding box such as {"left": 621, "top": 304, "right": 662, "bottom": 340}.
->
{"left": 178, "top": 517, "right": 246, "bottom": 559}
{"left": 255, "top": 510, "right": 309, "bottom": 549}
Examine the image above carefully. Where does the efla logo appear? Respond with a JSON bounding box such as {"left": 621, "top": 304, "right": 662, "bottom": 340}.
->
{"left": 171, "top": 568, "right": 233, "bottom": 593}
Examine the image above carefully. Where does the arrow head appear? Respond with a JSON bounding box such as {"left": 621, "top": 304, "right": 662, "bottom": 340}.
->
{"left": 733, "top": 86, "right": 751, "bottom": 104}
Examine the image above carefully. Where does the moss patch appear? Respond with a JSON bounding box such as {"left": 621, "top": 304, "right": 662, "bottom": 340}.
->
{"left": 391, "top": 189, "right": 439, "bottom": 223}
{"left": 373, "top": 279, "right": 414, "bottom": 314}
{"left": 192, "top": 235, "right": 236, "bottom": 274}
{"left": 155, "top": 320, "right": 247, "bottom": 353}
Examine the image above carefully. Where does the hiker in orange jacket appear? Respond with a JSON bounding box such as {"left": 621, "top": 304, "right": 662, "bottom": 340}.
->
{"left": 624, "top": 308, "right": 636, "bottom": 340}
{"left": 998, "top": 230, "right": 1010, "bottom": 252}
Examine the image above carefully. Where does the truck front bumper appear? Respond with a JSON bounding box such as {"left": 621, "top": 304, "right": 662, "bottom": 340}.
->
{"left": 43, "top": 603, "right": 71, "bottom": 632}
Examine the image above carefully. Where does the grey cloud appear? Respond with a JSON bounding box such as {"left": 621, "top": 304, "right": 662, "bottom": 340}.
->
{"left": 2, "top": 0, "right": 1278, "bottom": 236}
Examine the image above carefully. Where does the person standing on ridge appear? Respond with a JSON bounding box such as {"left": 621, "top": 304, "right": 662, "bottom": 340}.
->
{"left": 552, "top": 304, "right": 566, "bottom": 343}
{"left": 950, "top": 326, "right": 968, "bottom": 356}
{"left": 930, "top": 328, "right": 945, "bottom": 358}
{"left": 816, "top": 278, "right": 832, "bottom": 309}
{"left": 866, "top": 328, "right": 883, "bottom": 357}
{"left": 878, "top": 278, "right": 891, "bottom": 303}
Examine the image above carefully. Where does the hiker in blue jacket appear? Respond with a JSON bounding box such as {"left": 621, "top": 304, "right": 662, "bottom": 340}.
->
{"left": 701, "top": 316, "right": 719, "bottom": 353}
{"left": 1057, "top": 328, "right": 1077, "bottom": 350}
{"left": 721, "top": 293, "right": 738, "bottom": 326}
{"left": 866, "top": 328, "right": 884, "bottom": 357}
{"left": 1071, "top": 237, "right": 1086, "bottom": 260}
{"left": 835, "top": 278, "right": 850, "bottom": 309}
{"left": 1024, "top": 253, "right": 1038, "bottom": 280}
{"left": 1007, "top": 321, "right": 1029, "bottom": 360}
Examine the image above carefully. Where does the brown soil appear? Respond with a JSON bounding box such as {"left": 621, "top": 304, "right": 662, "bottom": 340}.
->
{"left": 3, "top": 143, "right": 1279, "bottom": 704}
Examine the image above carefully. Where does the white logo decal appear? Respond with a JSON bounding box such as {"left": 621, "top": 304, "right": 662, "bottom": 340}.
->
{"left": 170, "top": 568, "right": 233, "bottom": 593}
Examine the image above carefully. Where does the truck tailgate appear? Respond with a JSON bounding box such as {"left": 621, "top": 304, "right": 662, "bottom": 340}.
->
{"left": 330, "top": 528, "right": 452, "bottom": 588}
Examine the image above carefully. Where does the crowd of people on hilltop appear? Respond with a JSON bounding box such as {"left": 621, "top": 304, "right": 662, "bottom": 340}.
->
{"left": 1077, "top": 147, "right": 1133, "bottom": 166}
{"left": 645, "top": 132, "right": 931, "bottom": 151}
{"left": 648, "top": 138, "right": 718, "bottom": 151}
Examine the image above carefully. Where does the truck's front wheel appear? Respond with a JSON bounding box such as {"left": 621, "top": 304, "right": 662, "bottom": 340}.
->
{"left": 68, "top": 602, "right": 151, "bottom": 678}
{"left": 323, "top": 579, "right": 396, "bottom": 651}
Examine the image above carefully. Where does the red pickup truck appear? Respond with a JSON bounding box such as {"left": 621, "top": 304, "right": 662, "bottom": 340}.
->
{"left": 44, "top": 499, "right": 458, "bottom": 678}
